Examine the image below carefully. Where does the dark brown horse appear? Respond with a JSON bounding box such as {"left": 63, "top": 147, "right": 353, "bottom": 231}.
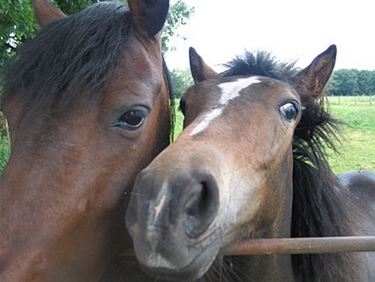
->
{"left": 0, "top": 0, "right": 172, "bottom": 281}
{"left": 126, "top": 46, "right": 375, "bottom": 281}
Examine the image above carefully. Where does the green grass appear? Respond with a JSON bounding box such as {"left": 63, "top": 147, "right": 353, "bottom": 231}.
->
{"left": 326, "top": 102, "right": 375, "bottom": 173}
{"left": 0, "top": 137, "right": 10, "bottom": 172}
{"left": 173, "top": 107, "right": 184, "bottom": 140}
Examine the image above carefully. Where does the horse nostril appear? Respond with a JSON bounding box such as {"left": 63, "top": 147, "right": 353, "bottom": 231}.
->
{"left": 185, "top": 181, "right": 209, "bottom": 216}
{"left": 184, "top": 176, "right": 219, "bottom": 238}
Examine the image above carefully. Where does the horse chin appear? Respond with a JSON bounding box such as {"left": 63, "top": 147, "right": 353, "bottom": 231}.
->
{"left": 139, "top": 242, "right": 220, "bottom": 281}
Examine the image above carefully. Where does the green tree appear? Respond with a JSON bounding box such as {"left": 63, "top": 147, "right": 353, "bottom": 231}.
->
{"left": 328, "top": 69, "right": 375, "bottom": 96}
{"left": 170, "top": 69, "right": 193, "bottom": 98}
{"left": 0, "top": 0, "right": 35, "bottom": 67}
{"left": 162, "top": 0, "right": 193, "bottom": 53}
{"left": 357, "top": 70, "right": 371, "bottom": 96}
{"left": 54, "top": 0, "right": 98, "bottom": 14}
{"left": 368, "top": 71, "right": 375, "bottom": 95}
{"left": 328, "top": 69, "right": 358, "bottom": 96}
{"left": 0, "top": 0, "right": 193, "bottom": 68}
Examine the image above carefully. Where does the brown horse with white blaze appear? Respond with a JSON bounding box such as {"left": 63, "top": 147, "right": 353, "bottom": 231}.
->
{"left": 0, "top": 0, "right": 172, "bottom": 281}
{"left": 126, "top": 45, "right": 375, "bottom": 281}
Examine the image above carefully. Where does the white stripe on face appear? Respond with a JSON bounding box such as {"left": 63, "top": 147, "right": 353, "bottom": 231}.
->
{"left": 190, "top": 77, "right": 261, "bottom": 136}
{"left": 190, "top": 108, "right": 222, "bottom": 136}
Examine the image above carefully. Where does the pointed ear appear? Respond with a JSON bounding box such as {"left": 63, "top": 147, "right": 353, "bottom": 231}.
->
{"left": 293, "top": 45, "right": 337, "bottom": 99}
{"left": 32, "top": 0, "right": 65, "bottom": 27}
{"left": 189, "top": 47, "right": 219, "bottom": 83}
{"left": 128, "top": 0, "right": 169, "bottom": 38}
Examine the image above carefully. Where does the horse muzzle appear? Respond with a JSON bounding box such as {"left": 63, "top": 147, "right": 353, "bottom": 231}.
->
{"left": 126, "top": 168, "right": 221, "bottom": 280}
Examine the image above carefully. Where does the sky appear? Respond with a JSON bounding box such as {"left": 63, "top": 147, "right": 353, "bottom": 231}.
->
{"left": 164, "top": 0, "right": 375, "bottom": 72}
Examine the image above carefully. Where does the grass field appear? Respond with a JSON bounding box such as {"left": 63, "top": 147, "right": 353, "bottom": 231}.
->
{"left": 0, "top": 97, "right": 373, "bottom": 174}
{"left": 325, "top": 97, "right": 375, "bottom": 173}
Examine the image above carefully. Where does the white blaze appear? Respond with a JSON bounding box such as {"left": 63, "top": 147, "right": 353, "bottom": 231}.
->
{"left": 189, "top": 108, "right": 222, "bottom": 136}
{"left": 190, "top": 77, "right": 261, "bottom": 136}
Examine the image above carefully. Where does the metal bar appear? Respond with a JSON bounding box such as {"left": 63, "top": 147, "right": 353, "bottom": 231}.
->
{"left": 226, "top": 236, "right": 375, "bottom": 256}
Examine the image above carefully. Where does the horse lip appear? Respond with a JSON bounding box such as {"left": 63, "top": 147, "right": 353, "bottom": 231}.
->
{"left": 139, "top": 240, "right": 220, "bottom": 281}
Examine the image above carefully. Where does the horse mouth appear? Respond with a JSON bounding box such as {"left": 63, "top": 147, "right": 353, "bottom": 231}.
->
{"left": 138, "top": 241, "right": 220, "bottom": 281}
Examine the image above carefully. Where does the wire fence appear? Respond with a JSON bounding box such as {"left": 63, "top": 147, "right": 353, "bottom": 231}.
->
{"left": 327, "top": 95, "right": 375, "bottom": 105}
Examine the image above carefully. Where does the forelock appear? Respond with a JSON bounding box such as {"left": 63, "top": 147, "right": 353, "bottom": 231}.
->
{"left": 2, "top": 2, "right": 131, "bottom": 109}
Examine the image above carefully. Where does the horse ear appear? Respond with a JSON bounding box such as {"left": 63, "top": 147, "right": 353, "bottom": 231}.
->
{"left": 128, "top": 0, "right": 169, "bottom": 38}
{"left": 32, "top": 0, "right": 65, "bottom": 27}
{"left": 293, "top": 45, "right": 337, "bottom": 99}
{"left": 189, "top": 47, "right": 219, "bottom": 83}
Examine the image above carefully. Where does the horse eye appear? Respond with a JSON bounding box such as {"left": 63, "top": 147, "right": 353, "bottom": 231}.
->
{"left": 279, "top": 102, "right": 299, "bottom": 121}
{"left": 116, "top": 108, "right": 148, "bottom": 130}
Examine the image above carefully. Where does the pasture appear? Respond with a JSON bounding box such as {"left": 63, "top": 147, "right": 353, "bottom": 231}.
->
{"left": 0, "top": 96, "right": 374, "bottom": 174}
{"left": 326, "top": 96, "right": 375, "bottom": 173}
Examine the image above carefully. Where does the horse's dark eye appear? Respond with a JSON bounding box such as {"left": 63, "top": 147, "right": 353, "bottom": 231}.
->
{"left": 116, "top": 108, "right": 148, "bottom": 130}
{"left": 280, "top": 102, "right": 299, "bottom": 121}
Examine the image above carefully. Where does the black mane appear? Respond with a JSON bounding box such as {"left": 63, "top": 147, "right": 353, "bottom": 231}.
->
{"left": 222, "top": 51, "right": 366, "bottom": 281}
{"left": 3, "top": 2, "right": 130, "bottom": 109}
{"left": 222, "top": 51, "right": 298, "bottom": 82}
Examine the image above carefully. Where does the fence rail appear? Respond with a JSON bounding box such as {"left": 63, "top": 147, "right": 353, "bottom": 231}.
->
{"left": 226, "top": 236, "right": 375, "bottom": 256}
{"left": 121, "top": 236, "right": 375, "bottom": 257}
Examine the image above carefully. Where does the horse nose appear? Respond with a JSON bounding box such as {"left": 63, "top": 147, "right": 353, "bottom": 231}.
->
{"left": 126, "top": 170, "right": 219, "bottom": 241}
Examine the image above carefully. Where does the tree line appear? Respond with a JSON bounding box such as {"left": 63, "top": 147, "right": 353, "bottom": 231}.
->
{"left": 327, "top": 69, "right": 375, "bottom": 96}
